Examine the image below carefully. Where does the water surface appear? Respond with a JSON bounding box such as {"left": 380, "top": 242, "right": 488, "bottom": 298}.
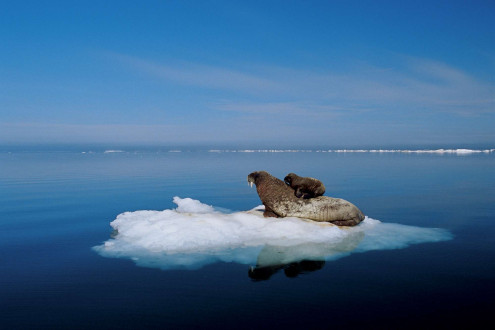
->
{"left": 1, "top": 147, "right": 494, "bottom": 328}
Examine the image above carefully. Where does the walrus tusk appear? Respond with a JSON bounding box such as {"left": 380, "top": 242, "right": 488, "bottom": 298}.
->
{"left": 250, "top": 182, "right": 253, "bottom": 188}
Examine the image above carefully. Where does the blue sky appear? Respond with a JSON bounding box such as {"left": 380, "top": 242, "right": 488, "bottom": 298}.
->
{"left": 1, "top": 0, "right": 494, "bottom": 147}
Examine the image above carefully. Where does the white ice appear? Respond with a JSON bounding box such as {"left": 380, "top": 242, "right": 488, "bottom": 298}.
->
{"left": 93, "top": 197, "right": 453, "bottom": 270}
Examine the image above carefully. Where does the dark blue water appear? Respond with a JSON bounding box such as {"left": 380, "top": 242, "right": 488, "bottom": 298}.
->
{"left": 1, "top": 147, "right": 494, "bottom": 329}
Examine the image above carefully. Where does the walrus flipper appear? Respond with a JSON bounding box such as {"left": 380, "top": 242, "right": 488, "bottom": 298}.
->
{"left": 263, "top": 205, "right": 279, "bottom": 218}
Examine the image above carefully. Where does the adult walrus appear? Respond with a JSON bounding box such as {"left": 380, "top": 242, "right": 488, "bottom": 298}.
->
{"left": 248, "top": 171, "right": 364, "bottom": 226}
{"left": 284, "top": 173, "right": 326, "bottom": 199}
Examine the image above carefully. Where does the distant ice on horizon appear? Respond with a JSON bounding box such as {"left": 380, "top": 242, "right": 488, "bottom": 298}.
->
{"left": 68, "top": 147, "right": 495, "bottom": 155}
{"left": 209, "top": 148, "right": 495, "bottom": 154}
{"left": 103, "top": 150, "right": 125, "bottom": 153}
{"left": 94, "top": 197, "right": 453, "bottom": 271}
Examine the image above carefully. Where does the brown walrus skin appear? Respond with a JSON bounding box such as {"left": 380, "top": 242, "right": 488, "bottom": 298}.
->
{"left": 284, "top": 172, "right": 326, "bottom": 199}
{"left": 248, "top": 171, "right": 365, "bottom": 226}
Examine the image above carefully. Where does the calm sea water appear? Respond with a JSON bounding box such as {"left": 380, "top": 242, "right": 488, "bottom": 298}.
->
{"left": 1, "top": 146, "right": 494, "bottom": 329}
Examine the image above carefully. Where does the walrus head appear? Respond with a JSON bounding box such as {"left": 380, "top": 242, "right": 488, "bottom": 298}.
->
{"left": 284, "top": 173, "right": 297, "bottom": 186}
{"left": 284, "top": 173, "right": 305, "bottom": 197}
{"left": 247, "top": 171, "right": 267, "bottom": 188}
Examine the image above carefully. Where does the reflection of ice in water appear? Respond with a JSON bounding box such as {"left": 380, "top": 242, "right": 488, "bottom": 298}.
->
{"left": 255, "top": 230, "right": 365, "bottom": 268}
{"left": 93, "top": 197, "right": 453, "bottom": 271}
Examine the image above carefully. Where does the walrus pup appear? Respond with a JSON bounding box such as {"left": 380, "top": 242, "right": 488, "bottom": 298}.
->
{"left": 247, "top": 171, "right": 364, "bottom": 226}
{"left": 284, "top": 173, "right": 325, "bottom": 199}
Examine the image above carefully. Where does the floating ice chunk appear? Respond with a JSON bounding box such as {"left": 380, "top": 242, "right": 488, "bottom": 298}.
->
{"left": 93, "top": 197, "right": 453, "bottom": 271}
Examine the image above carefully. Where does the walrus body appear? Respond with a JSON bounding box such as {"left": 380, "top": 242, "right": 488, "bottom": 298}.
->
{"left": 248, "top": 171, "right": 364, "bottom": 226}
{"left": 284, "top": 173, "right": 326, "bottom": 199}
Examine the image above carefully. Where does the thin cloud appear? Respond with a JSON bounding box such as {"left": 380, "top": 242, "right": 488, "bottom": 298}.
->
{"left": 0, "top": 122, "right": 190, "bottom": 144}
{"left": 214, "top": 102, "right": 346, "bottom": 117}
{"left": 110, "top": 53, "right": 281, "bottom": 94}
{"left": 110, "top": 52, "right": 495, "bottom": 116}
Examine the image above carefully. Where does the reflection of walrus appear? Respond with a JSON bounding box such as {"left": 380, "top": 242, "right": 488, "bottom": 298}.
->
{"left": 248, "top": 260, "right": 325, "bottom": 281}
{"left": 247, "top": 171, "right": 364, "bottom": 226}
{"left": 284, "top": 173, "right": 325, "bottom": 199}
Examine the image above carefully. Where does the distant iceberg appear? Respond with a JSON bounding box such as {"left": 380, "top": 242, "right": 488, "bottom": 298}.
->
{"left": 94, "top": 197, "right": 453, "bottom": 271}
{"left": 103, "top": 150, "right": 125, "bottom": 153}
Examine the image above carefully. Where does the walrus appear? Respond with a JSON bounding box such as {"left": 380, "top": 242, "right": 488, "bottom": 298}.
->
{"left": 284, "top": 173, "right": 326, "bottom": 199}
{"left": 247, "top": 171, "right": 364, "bottom": 226}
